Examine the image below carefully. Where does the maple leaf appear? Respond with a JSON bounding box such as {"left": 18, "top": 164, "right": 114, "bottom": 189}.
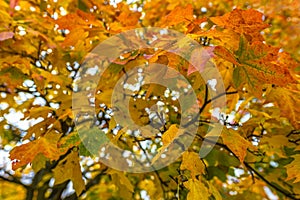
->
{"left": 184, "top": 179, "right": 210, "bottom": 200}
{"left": 9, "top": 0, "right": 19, "bottom": 16}
{"left": 53, "top": 150, "right": 85, "bottom": 196}
{"left": 31, "top": 153, "right": 48, "bottom": 173}
{"left": 151, "top": 124, "right": 184, "bottom": 164}
{"left": 260, "top": 135, "right": 290, "bottom": 157}
{"left": 10, "top": 132, "right": 61, "bottom": 170}
{"left": 187, "top": 46, "right": 215, "bottom": 76}
{"left": 57, "top": 131, "right": 81, "bottom": 155}
{"left": 285, "top": 155, "right": 300, "bottom": 183}
{"left": 23, "top": 106, "right": 54, "bottom": 119}
{"left": 233, "top": 36, "right": 296, "bottom": 96}
{"left": 221, "top": 128, "right": 252, "bottom": 163}
{"left": 161, "top": 4, "right": 194, "bottom": 26}
{"left": 213, "top": 45, "right": 240, "bottom": 66}
{"left": 2, "top": 1, "right": 300, "bottom": 199}
{"left": 116, "top": 3, "right": 141, "bottom": 27}
{"left": 210, "top": 8, "right": 269, "bottom": 40}
{"left": 108, "top": 169, "right": 134, "bottom": 194}
{"left": 266, "top": 86, "right": 300, "bottom": 129}
{"left": 161, "top": 124, "right": 181, "bottom": 146}
{"left": 55, "top": 10, "right": 102, "bottom": 31}
{"left": 180, "top": 151, "right": 205, "bottom": 178}
{"left": 61, "top": 28, "right": 88, "bottom": 48}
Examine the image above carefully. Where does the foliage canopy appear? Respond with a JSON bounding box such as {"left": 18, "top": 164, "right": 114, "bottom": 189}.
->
{"left": 0, "top": 0, "right": 300, "bottom": 199}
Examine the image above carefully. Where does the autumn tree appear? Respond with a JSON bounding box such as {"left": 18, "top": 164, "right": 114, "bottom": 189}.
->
{"left": 0, "top": 0, "right": 300, "bottom": 199}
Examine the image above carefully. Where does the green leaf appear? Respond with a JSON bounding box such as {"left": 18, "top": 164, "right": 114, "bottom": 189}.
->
{"left": 78, "top": 127, "right": 109, "bottom": 156}
{"left": 32, "top": 153, "right": 48, "bottom": 173}
{"left": 232, "top": 67, "right": 242, "bottom": 88}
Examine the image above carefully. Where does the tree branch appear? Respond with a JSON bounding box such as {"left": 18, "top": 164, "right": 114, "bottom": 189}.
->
{"left": 196, "top": 134, "right": 299, "bottom": 199}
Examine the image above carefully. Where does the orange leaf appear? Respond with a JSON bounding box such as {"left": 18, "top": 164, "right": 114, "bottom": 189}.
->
{"left": 210, "top": 9, "right": 269, "bottom": 35}
{"left": 116, "top": 5, "right": 141, "bottom": 27}
{"left": 62, "top": 28, "right": 88, "bottom": 48}
{"left": 233, "top": 37, "right": 296, "bottom": 95}
{"left": 55, "top": 10, "right": 103, "bottom": 31}
{"left": 214, "top": 46, "right": 240, "bottom": 66}
{"left": 162, "top": 4, "right": 194, "bottom": 26}
{"left": 10, "top": 132, "right": 61, "bottom": 170}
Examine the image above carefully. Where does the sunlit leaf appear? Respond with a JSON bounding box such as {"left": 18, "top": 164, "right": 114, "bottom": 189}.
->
{"left": 180, "top": 151, "right": 205, "bottom": 178}
{"left": 53, "top": 150, "right": 85, "bottom": 196}
{"left": 221, "top": 128, "right": 252, "bottom": 163}
{"left": 10, "top": 131, "right": 61, "bottom": 170}
{"left": 184, "top": 179, "right": 210, "bottom": 200}
{"left": 286, "top": 155, "right": 300, "bottom": 183}
{"left": 161, "top": 4, "right": 194, "bottom": 26}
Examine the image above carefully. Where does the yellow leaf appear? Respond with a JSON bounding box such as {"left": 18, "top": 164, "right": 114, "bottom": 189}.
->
{"left": 184, "top": 179, "right": 210, "bottom": 200}
{"left": 24, "top": 106, "right": 54, "bottom": 119}
{"left": 266, "top": 86, "right": 300, "bottom": 129}
{"left": 0, "top": 181, "right": 26, "bottom": 200}
{"left": 180, "top": 151, "right": 205, "bottom": 178}
{"left": 260, "top": 135, "right": 289, "bottom": 157}
{"left": 53, "top": 150, "right": 85, "bottom": 196}
{"left": 138, "top": 179, "right": 159, "bottom": 199}
{"left": 162, "top": 124, "right": 180, "bottom": 146}
{"left": 285, "top": 155, "right": 300, "bottom": 183}
{"left": 207, "top": 181, "right": 222, "bottom": 200}
{"left": 151, "top": 124, "right": 184, "bottom": 164}
{"left": 221, "top": 128, "right": 251, "bottom": 163}
{"left": 108, "top": 169, "right": 134, "bottom": 192}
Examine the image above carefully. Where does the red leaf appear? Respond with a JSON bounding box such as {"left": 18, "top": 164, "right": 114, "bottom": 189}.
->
{"left": 187, "top": 46, "right": 215, "bottom": 76}
{"left": 9, "top": 0, "right": 19, "bottom": 16}
{"left": 0, "top": 31, "right": 14, "bottom": 41}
